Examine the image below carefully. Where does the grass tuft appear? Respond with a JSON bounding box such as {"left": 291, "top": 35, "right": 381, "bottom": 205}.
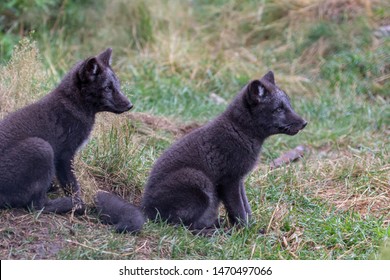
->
{"left": 0, "top": 37, "right": 47, "bottom": 116}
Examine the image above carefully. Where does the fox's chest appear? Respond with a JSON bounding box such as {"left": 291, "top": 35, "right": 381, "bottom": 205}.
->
{"left": 66, "top": 126, "right": 92, "bottom": 150}
{"left": 76, "top": 137, "right": 90, "bottom": 152}
{"left": 53, "top": 117, "right": 94, "bottom": 158}
{"left": 224, "top": 149, "right": 258, "bottom": 176}
{"left": 202, "top": 139, "right": 259, "bottom": 179}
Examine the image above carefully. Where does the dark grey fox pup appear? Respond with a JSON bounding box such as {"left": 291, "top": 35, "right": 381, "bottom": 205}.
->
{"left": 141, "top": 71, "right": 307, "bottom": 231}
{"left": 0, "top": 48, "right": 132, "bottom": 214}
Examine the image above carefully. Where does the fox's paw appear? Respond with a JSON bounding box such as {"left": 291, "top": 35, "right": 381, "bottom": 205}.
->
{"left": 72, "top": 196, "right": 86, "bottom": 215}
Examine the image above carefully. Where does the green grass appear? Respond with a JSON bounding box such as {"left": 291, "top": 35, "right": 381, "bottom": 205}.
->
{"left": 0, "top": 0, "right": 389, "bottom": 260}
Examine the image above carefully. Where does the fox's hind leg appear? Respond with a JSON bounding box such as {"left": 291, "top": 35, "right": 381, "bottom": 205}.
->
{"left": 42, "top": 196, "right": 85, "bottom": 214}
{"left": 142, "top": 168, "right": 219, "bottom": 230}
{"left": 0, "top": 137, "right": 54, "bottom": 209}
{"left": 0, "top": 137, "right": 76, "bottom": 213}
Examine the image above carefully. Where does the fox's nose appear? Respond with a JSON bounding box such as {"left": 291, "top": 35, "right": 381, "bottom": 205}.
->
{"left": 301, "top": 121, "right": 308, "bottom": 129}
{"left": 127, "top": 103, "right": 134, "bottom": 110}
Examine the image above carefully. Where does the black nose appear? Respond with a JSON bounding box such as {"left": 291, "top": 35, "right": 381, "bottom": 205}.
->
{"left": 127, "top": 103, "right": 133, "bottom": 110}
{"left": 302, "top": 121, "right": 308, "bottom": 129}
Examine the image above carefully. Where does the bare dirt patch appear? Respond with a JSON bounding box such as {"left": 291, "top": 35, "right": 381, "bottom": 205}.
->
{"left": 127, "top": 112, "right": 202, "bottom": 138}
{"left": 0, "top": 209, "right": 78, "bottom": 259}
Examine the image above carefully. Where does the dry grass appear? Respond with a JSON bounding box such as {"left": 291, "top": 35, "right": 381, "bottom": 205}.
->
{"left": 312, "top": 155, "right": 390, "bottom": 222}
{"left": 273, "top": 149, "right": 390, "bottom": 223}
{"left": 0, "top": 209, "right": 86, "bottom": 259}
{"left": 127, "top": 112, "right": 201, "bottom": 138}
{"left": 0, "top": 38, "right": 46, "bottom": 117}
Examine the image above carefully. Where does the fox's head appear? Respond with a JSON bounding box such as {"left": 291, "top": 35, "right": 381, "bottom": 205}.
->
{"left": 77, "top": 48, "right": 133, "bottom": 114}
{"left": 230, "top": 71, "right": 307, "bottom": 138}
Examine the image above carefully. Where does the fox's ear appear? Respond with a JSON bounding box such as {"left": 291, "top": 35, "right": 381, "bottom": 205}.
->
{"left": 246, "top": 80, "right": 266, "bottom": 105}
{"left": 97, "top": 48, "right": 112, "bottom": 67}
{"left": 262, "top": 70, "right": 275, "bottom": 85}
{"left": 78, "top": 57, "right": 101, "bottom": 82}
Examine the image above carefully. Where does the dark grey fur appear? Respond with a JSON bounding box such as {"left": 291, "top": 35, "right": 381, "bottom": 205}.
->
{"left": 95, "top": 191, "right": 145, "bottom": 233}
{"left": 141, "top": 71, "right": 307, "bottom": 231}
{"left": 0, "top": 48, "right": 132, "bottom": 214}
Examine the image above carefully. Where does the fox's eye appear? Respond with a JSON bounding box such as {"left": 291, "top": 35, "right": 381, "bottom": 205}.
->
{"left": 274, "top": 106, "right": 283, "bottom": 113}
{"left": 104, "top": 86, "right": 111, "bottom": 91}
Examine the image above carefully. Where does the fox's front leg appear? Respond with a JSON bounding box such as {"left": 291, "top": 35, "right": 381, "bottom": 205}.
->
{"left": 55, "top": 157, "right": 85, "bottom": 213}
{"left": 221, "top": 180, "right": 250, "bottom": 225}
{"left": 56, "top": 157, "right": 79, "bottom": 195}
{"left": 240, "top": 181, "right": 252, "bottom": 219}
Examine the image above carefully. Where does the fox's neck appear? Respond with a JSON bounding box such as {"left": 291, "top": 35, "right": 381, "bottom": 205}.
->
{"left": 224, "top": 100, "right": 268, "bottom": 145}
{"left": 51, "top": 74, "right": 96, "bottom": 126}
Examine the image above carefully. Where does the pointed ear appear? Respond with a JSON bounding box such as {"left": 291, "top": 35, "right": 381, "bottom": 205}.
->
{"left": 262, "top": 70, "right": 275, "bottom": 85}
{"left": 78, "top": 57, "right": 100, "bottom": 82}
{"left": 246, "top": 80, "right": 266, "bottom": 105}
{"left": 97, "top": 48, "right": 112, "bottom": 66}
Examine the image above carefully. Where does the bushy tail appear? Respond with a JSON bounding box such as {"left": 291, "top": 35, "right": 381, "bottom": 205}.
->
{"left": 94, "top": 191, "right": 145, "bottom": 234}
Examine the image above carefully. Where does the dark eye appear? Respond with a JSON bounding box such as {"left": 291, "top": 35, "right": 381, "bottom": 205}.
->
{"left": 104, "top": 86, "right": 111, "bottom": 91}
{"left": 274, "top": 106, "right": 283, "bottom": 113}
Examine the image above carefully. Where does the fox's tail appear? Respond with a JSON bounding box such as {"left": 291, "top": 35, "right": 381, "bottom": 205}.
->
{"left": 94, "top": 191, "right": 145, "bottom": 233}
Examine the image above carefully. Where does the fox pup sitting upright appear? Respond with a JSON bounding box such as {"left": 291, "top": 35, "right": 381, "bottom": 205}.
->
{"left": 141, "top": 71, "right": 307, "bottom": 232}
{"left": 0, "top": 48, "right": 132, "bottom": 214}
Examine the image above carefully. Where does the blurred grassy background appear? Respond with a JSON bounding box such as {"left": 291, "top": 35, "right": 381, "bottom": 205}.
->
{"left": 0, "top": 0, "right": 389, "bottom": 260}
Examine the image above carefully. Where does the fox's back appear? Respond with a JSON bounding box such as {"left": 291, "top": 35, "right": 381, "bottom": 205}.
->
{"left": 0, "top": 99, "right": 50, "bottom": 151}
{"left": 146, "top": 125, "right": 207, "bottom": 184}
